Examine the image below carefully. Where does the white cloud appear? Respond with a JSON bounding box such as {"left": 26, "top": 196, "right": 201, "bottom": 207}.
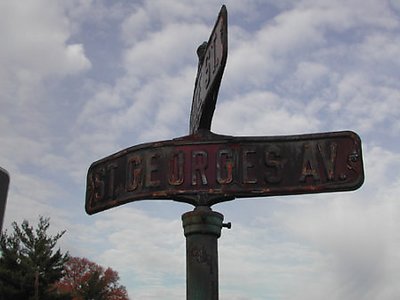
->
{"left": 121, "top": 7, "right": 152, "bottom": 44}
{"left": 0, "top": 0, "right": 92, "bottom": 250}
{"left": 0, "top": 0, "right": 91, "bottom": 165}
{"left": 213, "top": 90, "right": 320, "bottom": 135}
{"left": 80, "top": 207, "right": 186, "bottom": 298}
{"left": 0, "top": 1, "right": 90, "bottom": 82}
{"left": 64, "top": 44, "right": 91, "bottom": 74}
{"left": 334, "top": 73, "right": 400, "bottom": 133}
{"left": 272, "top": 192, "right": 400, "bottom": 299}
{"left": 292, "top": 61, "right": 330, "bottom": 90}
{"left": 122, "top": 23, "right": 206, "bottom": 79}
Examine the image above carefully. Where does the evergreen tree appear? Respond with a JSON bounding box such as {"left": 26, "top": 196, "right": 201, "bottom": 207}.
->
{"left": 0, "top": 216, "right": 69, "bottom": 300}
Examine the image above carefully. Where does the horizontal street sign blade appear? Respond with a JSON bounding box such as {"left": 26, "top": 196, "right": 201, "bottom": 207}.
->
{"left": 86, "top": 130, "right": 364, "bottom": 214}
{"left": 189, "top": 5, "right": 228, "bottom": 134}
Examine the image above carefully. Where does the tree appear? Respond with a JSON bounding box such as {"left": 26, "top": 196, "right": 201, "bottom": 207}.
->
{"left": 0, "top": 216, "right": 69, "bottom": 300}
{"left": 55, "top": 256, "right": 129, "bottom": 300}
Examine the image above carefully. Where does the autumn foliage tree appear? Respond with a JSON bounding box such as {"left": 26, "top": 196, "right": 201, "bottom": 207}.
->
{"left": 55, "top": 256, "right": 129, "bottom": 300}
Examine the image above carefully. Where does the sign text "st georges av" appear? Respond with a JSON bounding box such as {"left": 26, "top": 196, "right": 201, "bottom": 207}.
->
{"left": 86, "top": 131, "right": 364, "bottom": 214}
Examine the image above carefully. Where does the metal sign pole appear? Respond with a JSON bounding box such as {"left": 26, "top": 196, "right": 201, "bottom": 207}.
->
{"left": 182, "top": 205, "right": 230, "bottom": 300}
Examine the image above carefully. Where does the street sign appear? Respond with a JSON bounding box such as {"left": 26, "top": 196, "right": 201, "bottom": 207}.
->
{"left": 189, "top": 5, "right": 228, "bottom": 134}
{"left": 85, "top": 6, "right": 365, "bottom": 299}
{"left": 86, "top": 130, "right": 364, "bottom": 214}
{"left": 0, "top": 167, "right": 10, "bottom": 232}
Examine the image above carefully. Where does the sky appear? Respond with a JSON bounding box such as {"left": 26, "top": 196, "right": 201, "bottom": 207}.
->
{"left": 1, "top": 0, "right": 400, "bottom": 299}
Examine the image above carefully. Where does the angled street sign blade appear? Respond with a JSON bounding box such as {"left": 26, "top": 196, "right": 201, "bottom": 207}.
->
{"left": 86, "top": 131, "right": 364, "bottom": 214}
{"left": 189, "top": 5, "right": 228, "bottom": 134}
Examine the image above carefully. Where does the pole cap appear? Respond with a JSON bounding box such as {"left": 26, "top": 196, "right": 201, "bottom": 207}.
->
{"left": 182, "top": 206, "right": 224, "bottom": 237}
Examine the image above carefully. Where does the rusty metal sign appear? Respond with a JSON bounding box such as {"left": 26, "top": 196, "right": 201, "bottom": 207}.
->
{"left": 86, "top": 130, "right": 364, "bottom": 214}
{"left": 85, "top": 6, "right": 365, "bottom": 300}
{"left": 189, "top": 5, "right": 228, "bottom": 134}
{"left": 0, "top": 167, "right": 10, "bottom": 232}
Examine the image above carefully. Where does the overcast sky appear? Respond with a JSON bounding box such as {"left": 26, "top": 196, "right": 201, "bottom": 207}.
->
{"left": 1, "top": 0, "right": 400, "bottom": 299}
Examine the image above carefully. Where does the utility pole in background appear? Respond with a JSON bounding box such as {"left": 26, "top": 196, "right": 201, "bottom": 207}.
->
{"left": 0, "top": 167, "right": 9, "bottom": 233}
